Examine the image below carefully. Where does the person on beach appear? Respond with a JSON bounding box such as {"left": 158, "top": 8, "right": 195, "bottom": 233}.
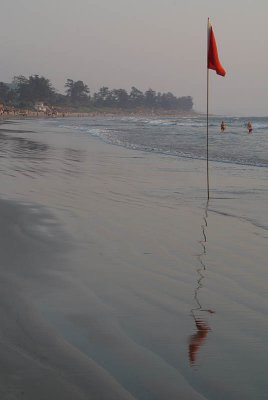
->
{"left": 247, "top": 121, "right": 253, "bottom": 134}
{"left": 220, "top": 121, "right": 226, "bottom": 132}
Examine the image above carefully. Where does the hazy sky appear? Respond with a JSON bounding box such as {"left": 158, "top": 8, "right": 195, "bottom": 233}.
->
{"left": 1, "top": 0, "right": 268, "bottom": 115}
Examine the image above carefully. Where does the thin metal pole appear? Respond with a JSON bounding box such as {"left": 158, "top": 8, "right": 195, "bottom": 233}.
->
{"left": 207, "top": 68, "right": 209, "bottom": 200}
{"left": 207, "top": 18, "right": 210, "bottom": 200}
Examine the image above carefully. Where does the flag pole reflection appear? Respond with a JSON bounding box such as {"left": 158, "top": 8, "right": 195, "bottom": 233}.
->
{"left": 189, "top": 200, "right": 215, "bottom": 366}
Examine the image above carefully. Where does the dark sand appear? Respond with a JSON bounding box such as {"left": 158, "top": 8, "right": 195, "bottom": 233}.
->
{"left": 0, "top": 119, "right": 267, "bottom": 399}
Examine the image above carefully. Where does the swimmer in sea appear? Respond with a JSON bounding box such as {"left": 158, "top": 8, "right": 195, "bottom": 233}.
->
{"left": 247, "top": 121, "right": 253, "bottom": 134}
{"left": 220, "top": 121, "right": 226, "bottom": 132}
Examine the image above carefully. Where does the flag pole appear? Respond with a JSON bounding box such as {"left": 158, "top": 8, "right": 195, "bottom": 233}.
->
{"left": 206, "top": 18, "right": 210, "bottom": 200}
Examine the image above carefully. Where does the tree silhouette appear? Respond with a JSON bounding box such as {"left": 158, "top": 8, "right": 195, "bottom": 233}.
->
{"left": 6, "top": 74, "right": 194, "bottom": 112}
{"left": 65, "top": 79, "right": 90, "bottom": 105}
{"left": 14, "top": 75, "right": 55, "bottom": 104}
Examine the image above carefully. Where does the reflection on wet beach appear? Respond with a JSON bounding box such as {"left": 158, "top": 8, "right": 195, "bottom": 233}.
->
{"left": 0, "top": 130, "right": 48, "bottom": 158}
{"left": 0, "top": 131, "right": 50, "bottom": 178}
{"left": 0, "top": 118, "right": 267, "bottom": 399}
{"left": 62, "top": 148, "right": 87, "bottom": 176}
{"left": 189, "top": 201, "right": 215, "bottom": 366}
{"left": 0, "top": 128, "right": 86, "bottom": 179}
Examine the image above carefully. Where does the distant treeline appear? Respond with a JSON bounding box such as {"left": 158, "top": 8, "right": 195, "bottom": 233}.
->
{"left": 0, "top": 75, "right": 193, "bottom": 112}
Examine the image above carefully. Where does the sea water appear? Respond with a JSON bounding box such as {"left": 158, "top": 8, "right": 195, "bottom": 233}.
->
{"left": 53, "top": 115, "right": 268, "bottom": 231}
{"left": 56, "top": 115, "right": 268, "bottom": 167}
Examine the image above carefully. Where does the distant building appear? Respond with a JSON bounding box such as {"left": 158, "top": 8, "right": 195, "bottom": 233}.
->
{"left": 34, "top": 102, "right": 47, "bottom": 112}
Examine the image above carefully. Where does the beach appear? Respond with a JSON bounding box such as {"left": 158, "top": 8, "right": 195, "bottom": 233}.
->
{"left": 0, "top": 117, "right": 267, "bottom": 399}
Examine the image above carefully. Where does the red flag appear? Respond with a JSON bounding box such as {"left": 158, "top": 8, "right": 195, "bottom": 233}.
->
{"left": 208, "top": 22, "right": 226, "bottom": 77}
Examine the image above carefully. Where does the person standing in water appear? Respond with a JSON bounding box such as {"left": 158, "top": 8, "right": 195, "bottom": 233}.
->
{"left": 221, "top": 121, "right": 226, "bottom": 132}
{"left": 247, "top": 121, "right": 253, "bottom": 134}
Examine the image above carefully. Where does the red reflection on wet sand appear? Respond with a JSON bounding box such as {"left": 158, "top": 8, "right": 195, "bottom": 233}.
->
{"left": 189, "top": 318, "right": 210, "bottom": 366}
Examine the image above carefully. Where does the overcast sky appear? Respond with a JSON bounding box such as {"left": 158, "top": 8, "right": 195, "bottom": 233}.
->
{"left": 1, "top": 0, "right": 267, "bottom": 115}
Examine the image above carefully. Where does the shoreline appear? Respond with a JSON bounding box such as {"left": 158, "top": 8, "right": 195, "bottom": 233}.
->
{"left": 0, "top": 118, "right": 267, "bottom": 399}
{"left": 0, "top": 109, "right": 200, "bottom": 120}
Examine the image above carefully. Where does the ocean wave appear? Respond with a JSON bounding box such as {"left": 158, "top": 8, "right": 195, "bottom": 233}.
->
{"left": 54, "top": 116, "right": 268, "bottom": 168}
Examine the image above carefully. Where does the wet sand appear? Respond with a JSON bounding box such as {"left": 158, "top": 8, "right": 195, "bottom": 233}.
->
{"left": 0, "top": 119, "right": 267, "bottom": 399}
